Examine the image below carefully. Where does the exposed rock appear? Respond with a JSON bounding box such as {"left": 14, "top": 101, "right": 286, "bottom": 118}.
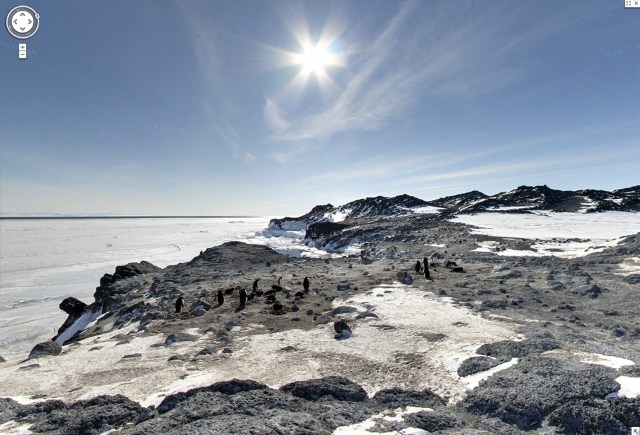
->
{"left": 157, "top": 379, "right": 268, "bottom": 413}
{"left": 457, "top": 356, "right": 504, "bottom": 377}
{"left": 475, "top": 338, "right": 560, "bottom": 360}
{"left": 403, "top": 410, "right": 464, "bottom": 432}
{"left": 461, "top": 355, "right": 619, "bottom": 430}
{"left": 280, "top": 376, "right": 367, "bottom": 402}
{"left": 29, "top": 341, "right": 62, "bottom": 359}
{"left": 372, "top": 387, "right": 445, "bottom": 409}
{"left": 395, "top": 271, "right": 413, "bottom": 285}
{"left": 165, "top": 333, "right": 198, "bottom": 345}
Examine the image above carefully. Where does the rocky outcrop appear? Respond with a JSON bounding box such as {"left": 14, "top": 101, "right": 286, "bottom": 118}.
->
{"left": 94, "top": 261, "right": 161, "bottom": 303}
{"left": 52, "top": 297, "right": 88, "bottom": 342}
{"left": 28, "top": 341, "right": 62, "bottom": 359}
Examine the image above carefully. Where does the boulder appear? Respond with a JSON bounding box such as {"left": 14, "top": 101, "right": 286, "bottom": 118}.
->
{"left": 165, "top": 333, "right": 198, "bottom": 346}
{"left": 280, "top": 376, "right": 367, "bottom": 402}
{"left": 29, "top": 341, "right": 62, "bottom": 359}
{"left": 59, "top": 297, "right": 87, "bottom": 316}
{"left": 396, "top": 271, "right": 413, "bottom": 285}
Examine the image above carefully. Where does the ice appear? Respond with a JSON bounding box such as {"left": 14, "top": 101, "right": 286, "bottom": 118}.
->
{"left": 454, "top": 211, "right": 640, "bottom": 258}
{"left": 325, "top": 209, "right": 352, "bottom": 222}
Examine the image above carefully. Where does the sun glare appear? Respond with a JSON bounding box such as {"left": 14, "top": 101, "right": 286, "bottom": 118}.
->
{"left": 294, "top": 44, "right": 336, "bottom": 75}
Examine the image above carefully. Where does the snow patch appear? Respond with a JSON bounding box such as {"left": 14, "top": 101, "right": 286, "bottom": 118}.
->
{"left": 333, "top": 406, "right": 432, "bottom": 435}
{"left": 54, "top": 308, "right": 103, "bottom": 346}
{"left": 460, "top": 358, "right": 519, "bottom": 390}
{"left": 613, "top": 376, "right": 640, "bottom": 399}
{"left": 618, "top": 257, "right": 640, "bottom": 275}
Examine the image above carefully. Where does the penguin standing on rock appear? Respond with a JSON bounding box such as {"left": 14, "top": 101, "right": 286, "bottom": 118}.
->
{"left": 253, "top": 279, "right": 260, "bottom": 292}
{"left": 175, "top": 296, "right": 184, "bottom": 313}
{"left": 415, "top": 261, "right": 421, "bottom": 273}
{"left": 303, "top": 277, "right": 310, "bottom": 292}
{"left": 239, "top": 288, "right": 247, "bottom": 306}
{"left": 217, "top": 290, "right": 225, "bottom": 306}
{"left": 272, "top": 277, "right": 283, "bottom": 292}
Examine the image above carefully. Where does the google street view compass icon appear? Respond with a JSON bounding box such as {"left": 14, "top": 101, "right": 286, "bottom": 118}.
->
{"left": 6, "top": 5, "right": 39, "bottom": 39}
{"left": 6, "top": 5, "right": 39, "bottom": 59}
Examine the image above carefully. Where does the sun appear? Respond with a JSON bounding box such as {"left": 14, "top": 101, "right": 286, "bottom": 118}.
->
{"left": 294, "top": 43, "right": 337, "bottom": 75}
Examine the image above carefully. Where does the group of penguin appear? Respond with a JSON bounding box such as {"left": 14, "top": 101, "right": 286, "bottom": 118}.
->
{"left": 415, "top": 255, "right": 462, "bottom": 279}
{"left": 174, "top": 276, "right": 311, "bottom": 314}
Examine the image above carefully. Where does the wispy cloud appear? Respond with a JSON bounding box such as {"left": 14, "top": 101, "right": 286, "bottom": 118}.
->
{"left": 266, "top": 1, "right": 595, "bottom": 146}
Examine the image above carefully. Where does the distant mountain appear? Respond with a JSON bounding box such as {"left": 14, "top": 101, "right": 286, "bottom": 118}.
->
{"left": 458, "top": 185, "right": 640, "bottom": 214}
{"left": 268, "top": 186, "right": 640, "bottom": 231}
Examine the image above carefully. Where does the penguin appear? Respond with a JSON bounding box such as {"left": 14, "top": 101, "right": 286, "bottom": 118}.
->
{"left": 303, "top": 277, "right": 310, "bottom": 292}
{"left": 423, "top": 257, "right": 430, "bottom": 279}
{"left": 333, "top": 320, "right": 352, "bottom": 340}
{"left": 415, "top": 260, "right": 421, "bottom": 273}
{"left": 272, "top": 277, "right": 283, "bottom": 292}
{"left": 239, "top": 288, "right": 247, "bottom": 306}
{"left": 217, "top": 290, "right": 224, "bottom": 306}
{"left": 253, "top": 278, "right": 260, "bottom": 292}
{"left": 175, "top": 296, "right": 184, "bottom": 313}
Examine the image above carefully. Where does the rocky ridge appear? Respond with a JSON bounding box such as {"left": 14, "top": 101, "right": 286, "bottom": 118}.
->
{"left": 2, "top": 185, "right": 639, "bottom": 434}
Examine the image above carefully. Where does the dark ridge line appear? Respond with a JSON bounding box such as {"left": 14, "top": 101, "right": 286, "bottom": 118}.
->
{"left": 0, "top": 215, "right": 262, "bottom": 220}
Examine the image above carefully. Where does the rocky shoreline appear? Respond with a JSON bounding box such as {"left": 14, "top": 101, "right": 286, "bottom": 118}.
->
{"left": 1, "top": 188, "right": 639, "bottom": 434}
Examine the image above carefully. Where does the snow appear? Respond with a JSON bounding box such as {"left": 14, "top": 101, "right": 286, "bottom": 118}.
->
{"left": 333, "top": 406, "right": 432, "bottom": 435}
{"left": 54, "top": 308, "right": 102, "bottom": 345}
{"left": 578, "top": 196, "right": 597, "bottom": 213}
{"left": 453, "top": 211, "right": 640, "bottom": 258}
{"left": 613, "top": 376, "right": 640, "bottom": 399}
{"left": 0, "top": 421, "right": 32, "bottom": 435}
{"left": 461, "top": 358, "right": 519, "bottom": 389}
{"left": 409, "top": 206, "right": 442, "bottom": 214}
{"left": 325, "top": 209, "right": 352, "bottom": 222}
{"left": 485, "top": 205, "right": 534, "bottom": 211}
{"left": 618, "top": 257, "right": 640, "bottom": 275}
{"left": 0, "top": 217, "right": 362, "bottom": 355}
{"left": 578, "top": 352, "right": 635, "bottom": 369}
{"left": 0, "top": 285, "right": 520, "bottom": 409}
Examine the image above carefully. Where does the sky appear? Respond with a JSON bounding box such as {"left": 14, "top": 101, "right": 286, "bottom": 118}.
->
{"left": 0, "top": 0, "right": 638, "bottom": 216}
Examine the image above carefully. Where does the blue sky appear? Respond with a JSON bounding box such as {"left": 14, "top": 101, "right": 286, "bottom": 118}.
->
{"left": 1, "top": 0, "right": 638, "bottom": 216}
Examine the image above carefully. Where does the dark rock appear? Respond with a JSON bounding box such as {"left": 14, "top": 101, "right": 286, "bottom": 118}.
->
{"left": 373, "top": 387, "right": 445, "bottom": 409}
{"left": 59, "top": 297, "right": 88, "bottom": 316}
{"left": 403, "top": 410, "right": 464, "bottom": 432}
{"left": 457, "top": 356, "right": 504, "bottom": 377}
{"left": 165, "top": 333, "right": 198, "bottom": 345}
{"left": 0, "top": 355, "right": 5, "bottom": 363}
{"left": 337, "top": 283, "right": 351, "bottom": 291}
{"left": 196, "top": 347, "right": 216, "bottom": 356}
{"left": 121, "top": 353, "right": 142, "bottom": 359}
{"left": 280, "top": 376, "right": 367, "bottom": 402}
{"left": 306, "top": 309, "right": 314, "bottom": 315}
{"left": 19, "top": 363, "right": 41, "bottom": 370}
{"left": 190, "top": 305, "right": 207, "bottom": 317}
{"left": 547, "top": 398, "right": 633, "bottom": 434}
{"left": 355, "top": 312, "right": 378, "bottom": 320}
{"left": 396, "top": 271, "right": 413, "bottom": 285}
{"left": 157, "top": 379, "right": 268, "bottom": 413}
{"left": 623, "top": 274, "right": 640, "bottom": 284}
{"left": 331, "top": 306, "right": 358, "bottom": 316}
{"left": 29, "top": 341, "right": 62, "bottom": 359}
{"left": 462, "top": 355, "right": 619, "bottom": 430}
{"left": 28, "top": 394, "right": 148, "bottom": 434}
{"left": 576, "top": 284, "right": 603, "bottom": 298}
{"left": 168, "top": 354, "right": 187, "bottom": 361}
{"left": 475, "top": 338, "right": 560, "bottom": 360}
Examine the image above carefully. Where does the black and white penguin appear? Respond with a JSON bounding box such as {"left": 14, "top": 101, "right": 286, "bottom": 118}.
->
{"left": 272, "top": 277, "right": 283, "bottom": 292}
{"left": 175, "top": 296, "right": 184, "bottom": 313}
{"left": 423, "top": 257, "right": 430, "bottom": 279}
{"left": 217, "top": 290, "right": 224, "bottom": 306}
{"left": 239, "top": 288, "right": 247, "bottom": 306}
{"left": 253, "top": 278, "right": 260, "bottom": 292}
{"left": 415, "top": 261, "right": 421, "bottom": 273}
{"left": 303, "top": 277, "right": 310, "bottom": 292}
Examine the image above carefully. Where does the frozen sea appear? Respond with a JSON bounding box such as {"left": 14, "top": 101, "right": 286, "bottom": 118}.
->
{"left": 1, "top": 217, "right": 339, "bottom": 356}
